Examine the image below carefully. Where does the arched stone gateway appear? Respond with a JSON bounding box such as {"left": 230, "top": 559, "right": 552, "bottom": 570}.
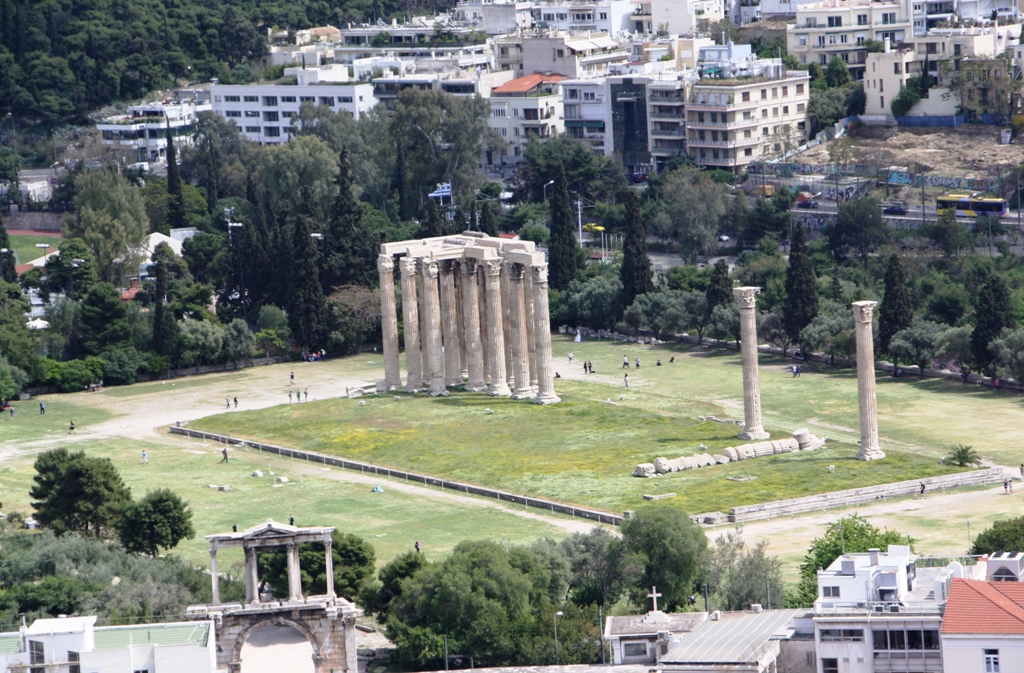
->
{"left": 186, "top": 520, "right": 360, "bottom": 673}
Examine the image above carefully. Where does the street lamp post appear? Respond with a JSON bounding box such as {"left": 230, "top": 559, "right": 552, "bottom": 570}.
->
{"left": 6, "top": 112, "right": 16, "bottom": 157}
{"left": 542, "top": 179, "right": 555, "bottom": 202}
{"left": 0, "top": 248, "right": 7, "bottom": 279}
{"left": 553, "top": 611, "right": 563, "bottom": 665}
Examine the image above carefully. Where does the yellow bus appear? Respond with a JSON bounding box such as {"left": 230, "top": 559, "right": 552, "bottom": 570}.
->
{"left": 936, "top": 194, "right": 1008, "bottom": 217}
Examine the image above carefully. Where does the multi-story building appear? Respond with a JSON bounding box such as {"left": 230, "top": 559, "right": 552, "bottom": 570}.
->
{"left": 941, "top": 574, "right": 1024, "bottom": 673}
{"left": 96, "top": 98, "right": 211, "bottom": 164}
{"left": 647, "top": 71, "right": 696, "bottom": 172}
{"left": 210, "top": 66, "right": 376, "bottom": 145}
{"left": 521, "top": 32, "right": 630, "bottom": 78}
{"left": 494, "top": 33, "right": 526, "bottom": 76}
{"left": 812, "top": 545, "right": 953, "bottom": 673}
{"left": 372, "top": 69, "right": 515, "bottom": 111}
{"left": 563, "top": 77, "right": 614, "bottom": 156}
{"left": 686, "top": 61, "right": 810, "bottom": 173}
{"left": 787, "top": 0, "right": 914, "bottom": 79}
{"left": 630, "top": 0, "right": 724, "bottom": 37}
{"left": 863, "top": 41, "right": 917, "bottom": 114}
{"left": 487, "top": 73, "right": 566, "bottom": 165}
{"left": 455, "top": 0, "right": 634, "bottom": 35}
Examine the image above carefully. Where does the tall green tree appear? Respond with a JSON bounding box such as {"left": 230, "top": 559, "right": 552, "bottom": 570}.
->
{"left": 972, "top": 516, "right": 1024, "bottom": 555}
{"left": 69, "top": 169, "right": 149, "bottom": 284}
{"left": 326, "top": 148, "right": 378, "bottom": 289}
{"left": 165, "top": 126, "right": 186, "bottom": 232}
{"left": 422, "top": 198, "right": 443, "bottom": 238}
{"left": 705, "top": 258, "right": 733, "bottom": 316}
{"left": 878, "top": 254, "right": 913, "bottom": 356}
{"left": 0, "top": 210, "right": 14, "bottom": 283}
{"left": 289, "top": 206, "right": 328, "bottom": 349}
{"left": 782, "top": 222, "right": 818, "bottom": 345}
{"left": 826, "top": 198, "right": 887, "bottom": 272}
{"left": 151, "top": 257, "right": 177, "bottom": 359}
{"left": 79, "top": 283, "right": 130, "bottom": 355}
{"left": 480, "top": 201, "right": 498, "bottom": 236}
{"left": 619, "top": 190, "right": 653, "bottom": 308}
{"left": 548, "top": 161, "right": 578, "bottom": 291}
{"left": 972, "top": 272, "right": 1015, "bottom": 373}
{"left": 116, "top": 489, "right": 195, "bottom": 557}
{"left": 620, "top": 503, "right": 707, "bottom": 611}
{"left": 30, "top": 449, "right": 132, "bottom": 538}
{"left": 393, "top": 141, "right": 411, "bottom": 221}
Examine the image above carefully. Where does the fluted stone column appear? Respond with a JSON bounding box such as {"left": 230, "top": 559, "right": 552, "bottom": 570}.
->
{"left": 324, "top": 538, "right": 335, "bottom": 597}
{"left": 209, "top": 546, "right": 220, "bottom": 605}
{"left": 507, "top": 263, "right": 533, "bottom": 399}
{"left": 456, "top": 262, "right": 468, "bottom": 378}
{"left": 478, "top": 268, "right": 491, "bottom": 385}
{"left": 461, "top": 258, "right": 487, "bottom": 392}
{"left": 500, "top": 262, "right": 514, "bottom": 384}
{"left": 439, "top": 260, "right": 462, "bottom": 387}
{"left": 531, "top": 263, "right": 560, "bottom": 404}
{"left": 483, "top": 259, "right": 511, "bottom": 396}
{"left": 244, "top": 546, "right": 259, "bottom": 605}
{"left": 286, "top": 542, "right": 302, "bottom": 601}
{"left": 420, "top": 260, "right": 448, "bottom": 396}
{"left": 378, "top": 254, "right": 401, "bottom": 391}
{"left": 399, "top": 258, "right": 422, "bottom": 393}
{"left": 523, "top": 267, "right": 538, "bottom": 389}
{"left": 853, "top": 301, "right": 886, "bottom": 461}
{"left": 735, "top": 287, "right": 769, "bottom": 440}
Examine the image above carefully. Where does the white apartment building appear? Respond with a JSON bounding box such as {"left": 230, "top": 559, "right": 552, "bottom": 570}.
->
{"left": 487, "top": 73, "right": 566, "bottom": 165}
{"left": 863, "top": 41, "right": 916, "bottom": 114}
{"left": 0, "top": 617, "right": 216, "bottom": 673}
{"left": 686, "top": 62, "right": 810, "bottom": 173}
{"left": 787, "top": 0, "right": 914, "bottom": 79}
{"left": 372, "top": 69, "right": 514, "bottom": 111}
{"left": 631, "top": 0, "right": 724, "bottom": 38}
{"left": 455, "top": 0, "right": 634, "bottom": 35}
{"left": 762, "top": 0, "right": 825, "bottom": 19}
{"left": 563, "top": 77, "right": 614, "bottom": 156}
{"left": 210, "top": 66, "right": 375, "bottom": 145}
{"left": 521, "top": 32, "right": 630, "bottom": 78}
{"left": 812, "top": 545, "right": 956, "bottom": 673}
{"left": 96, "top": 98, "right": 211, "bottom": 163}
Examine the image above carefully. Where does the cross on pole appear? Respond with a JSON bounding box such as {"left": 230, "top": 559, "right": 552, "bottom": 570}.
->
{"left": 648, "top": 586, "right": 662, "bottom": 612}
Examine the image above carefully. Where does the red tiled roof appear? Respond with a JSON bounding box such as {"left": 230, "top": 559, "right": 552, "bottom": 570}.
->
{"left": 497, "top": 233, "right": 518, "bottom": 240}
{"left": 942, "top": 578, "right": 1024, "bottom": 634}
{"left": 491, "top": 73, "right": 568, "bottom": 94}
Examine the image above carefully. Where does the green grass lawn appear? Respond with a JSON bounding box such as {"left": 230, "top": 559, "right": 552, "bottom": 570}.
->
{"left": 1, "top": 398, "right": 110, "bottom": 441}
{"left": 191, "top": 377, "right": 968, "bottom": 516}
{"left": 0, "top": 439, "right": 568, "bottom": 570}
{"left": 9, "top": 235, "right": 59, "bottom": 264}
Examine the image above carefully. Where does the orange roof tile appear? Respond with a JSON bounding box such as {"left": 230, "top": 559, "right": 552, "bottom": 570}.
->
{"left": 942, "top": 578, "right": 1024, "bottom": 634}
{"left": 491, "top": 73, "right": 568, "bottom": 94}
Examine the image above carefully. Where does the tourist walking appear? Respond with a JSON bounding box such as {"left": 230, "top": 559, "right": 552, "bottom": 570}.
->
{"left": 39, "top": 401, "right": 44, "bottom": 415}
{"left": 68, "top": 420, "right": 75, "bottom": 434}
{"left": 290, "top": 371, "right": 295, "bottom": 386}
{"left": 624, "top": 373, "right": 629, "bottom": 388}
{"left": 141, "top": 450, "right": 148, "bottom": 465}
{"left": 304, "top": 388, "right": 308, "bottom": 401}
{"left": 919, "top": 482, "right": 926, "bottom": 495}
{"left": 635, "top": 357, "right": 641, "bottom": 369}
{"left": 288, "top": 390, "right": 293, "bottom": 403}
{"left": 622, "top": 356, "right": 629, "bottom": 369}
{"left": 225, "top": 396, "right": 231, "bottom": 409}
{"left": 568, "top": 352, "right": 573, "bottom": 363}
{"left": 233, "top": 397, "right": 238, "bottom": 408}
{"left": 415, "top": 540, "right": 421, "bottom": 553}
{"left": 1005, "top": 479, "right": 1010, "bottom": 494}
{"left": 220, "top": 447, "right": 229, "bottom": 463}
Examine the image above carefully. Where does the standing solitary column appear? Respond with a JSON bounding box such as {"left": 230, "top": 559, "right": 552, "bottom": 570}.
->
{"left": 507, "top": 262, "right": 533, "bottom": 399}
{"left": 531, "top": 263, "right": 561, "bottom": 404}
{"left": 377, "top": 254, "right": 401, "bottom": 391}
{"left": 853, "top": 301, "right": 886, "bottom": 461}
{"left": 209, "top": 546, "right": 220, "bottom": 605}
{"left": 399, "top": 258, "right": 422, "bottom": 393}
{"left": 735, "top": 287, "right": 769, "bottom": 440}
{"left": 439, "top": 260, "right": 462, "bottom": 387}
{"left": 461, "top": 258, "right": 487, "bottom": 391}
{"left": 324, "top": 537, "right": 335, "bottom": 597}
{"left": 483, "top": 259, "right": 511, "bottom": 396}
{"left": 286, "top": 543, "right": 302, "bottom": 601}
{"left": 244, "top": 546, "right": 259, "bottom": 605}
{"left": 421, "top": 260, "right": 448, "bottom": 396}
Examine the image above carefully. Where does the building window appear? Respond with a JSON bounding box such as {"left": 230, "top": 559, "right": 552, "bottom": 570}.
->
{"left": 742, "top": 91, "right": 750, "bottom": 101}
{"left": 796, "top": 83, "right": 804, "bottom": 94}
{"left": 782, "top": 86, "right": 788, "bottom": 96}
{"left": 840, "top": 34, "right": 848, "bottom": 44}
{"left": 985, "top": 649, "right": 1000, "bottom": 673}
{"left": 857, "top": 35, "right": 865, "bottom": 45}
{"left": 493, "top": 109, "right": 506, "bottom": 117}
{"left": 880, "top": 96, "right": 885, "bottom": 108}
{"left": 69, "top": 651, "right": 80, "bottom": 673}
{"left": 760, "top": 89, "right": 767, "bottom": 99}
{"left": 499, "top": 128, "right": 506, "bottom": 136}
{"left": 243, "top": 95, "right": 258, "bottom": 102}
{"left": 797, "top": 103, "right": 805, "bottom": 112}
{"left": 858, "top": 13, "right": 868, "bottom": 24}
{"left": 822, "top": 659, "right": 839, "bottom": 673}
{"left": 281, "top": 96, "right": 296, "bottom": 103}
{"left": 282, "top": 111, "right": 295, "bottom": 118}
{"left": 514, "top": 127, "right": 519, "bottom": 136}
{"left": 882, "top": 12, "right": 896, "bottom": 23}
{"left": 828, "top": 35, "right": 836, "bottom": 45}
{"left": 263, "top": 111, "right": 279, "bottom": 122}
{"left": 224, "top": 95, "right": 240, "bottom": 102}
{"left": 799, "top": 36, "right": 807, "bottom": 46}
{"left": 820, "top": 54, "right": 828, "bottom": 64}
{"left": 600, "top": 12, "right": 607, "bottom": 19}
{"left": 772, "top": 107, "right": 779, "bottom": 116}
{"left": 744, "top": 147, "right": 752, "bottom": 156}
{"left": 300, "top": 96, "right": 315, "bottom": 102}
{"left": 225, "top": 110, "right": 241, "bottom": 117}
{"left": 623, "top": 642, "right": 648, "bottom": 658}
{"left": 319, "top": 96, "right": 335, "bottom": 106}
{"left": 245, "top": 126, "right": 259, "bottom": 133}
{"left": 828, "top": 16, "right": 842, "bottom": 26}
{"left": 783, "top": 106, "right": 789, "bottom": 114}
{"left": 818, "top": 35, "right": 826, "bottom": 47}
{"left": 262, "top": 96, "right": 278, "bottom": 106}
{"left": 265, "top": 127, "right": 280, "bottom": 137}
{"left": 583, "top": 91, "right": 596, "bottom": 101}
{"left": 30, "top": 641, "right": 44, "bottom": 665}
{"left": 820, "top": 629, "right": 864, "bottom": 642}
{"left": 895, "top": 63, "right": 902, "bottom": 74}
{"left": 568, "top": 88, "right": 579, "bottom": 99}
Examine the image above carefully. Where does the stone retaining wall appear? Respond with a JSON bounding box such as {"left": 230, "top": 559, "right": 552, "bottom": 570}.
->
{"left": 727, "top": 467, "right": 1004, "bottom": 523}
{"left": 168, "top": 426, "right": 625, "bottom": 526}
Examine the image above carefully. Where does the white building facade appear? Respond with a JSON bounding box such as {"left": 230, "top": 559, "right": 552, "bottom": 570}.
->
{"left": 96, "top": 99, "right": 211, "bottom": 163}
{"left": 487, "top": 74, "right": 566, "bottom": 165}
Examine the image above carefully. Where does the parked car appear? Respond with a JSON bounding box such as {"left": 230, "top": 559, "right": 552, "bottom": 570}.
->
{"left": 796, "top": 199, "right": 819, "bottom": 209}
{"left": 883, "top": 205, "right": 909, "bottom": 215}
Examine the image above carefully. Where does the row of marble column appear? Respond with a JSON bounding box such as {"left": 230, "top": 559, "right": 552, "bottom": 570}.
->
{"left": 378, "top": 253, "right": 560, "bottom": 404}
{"left": 734, "top": 287, "right": 884, "bottom": 461}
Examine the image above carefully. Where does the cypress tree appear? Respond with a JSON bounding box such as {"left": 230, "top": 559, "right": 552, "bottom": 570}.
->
{"left": 971, "top": 271, "right": 1014, "bottom": 373}
{"left": 480, "top": 201, "right": 498, "bottom": 237}
{"left": 878, "top": 254, "right": 913, "bottom": 355}
{"left": 620, "top": 189, "right": 653, "bottom": 308}
{"left": 393, "top": 141, "right": 410, "bottom": 221}
{"left": 165, "top": 126, "right": 186, "bottom": 233}
{"left": 0, "top": 210, "right": 14, "bottom": 283}
{"left": 326, "top": 148, "right": 376, "bottom": 288}
{"left": 288, "top": 205, "right": 328, "bottom": 349}
{"left": 152, "top": 258, "right": 178, "bottom": 358}
{"left": 423, "top": 199, "right": 444, "bottom": 238}
{"left": 782, "top": 222, "right": 818, "bottom": 345}
{"left": 548, "top": 160, "right": 578, "bottom": 291}
{"left": 830, "top": 274, "right": 844, "bottom": 302}
{"left": 469, "top": 200, "right": 478, "bottom": 232}
{"left": 705, "top": 258, "right": 732, "bottom": 312}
